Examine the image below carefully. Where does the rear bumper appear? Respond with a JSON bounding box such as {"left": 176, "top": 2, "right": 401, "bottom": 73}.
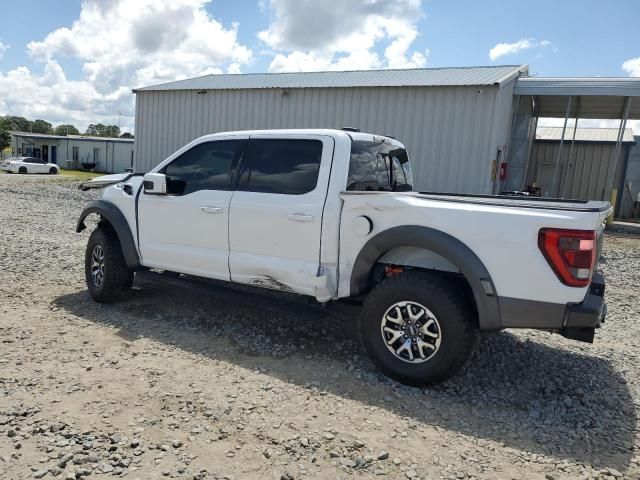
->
{"left": 498, "top": 272, "right": 607, "bottom": 339}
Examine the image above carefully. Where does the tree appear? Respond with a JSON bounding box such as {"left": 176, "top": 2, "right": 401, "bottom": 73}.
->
{"left": 54, "top": 124, "right": 80, "bottom": 136}
{"left": 120, "top": 132, "right": 134, "bottom": 139}
{"left": 0, "top": 129, "right": 10, "bottom": 152}
{"left": 31, "top": 119, "right": 53, "bottom": 134}
{"left": 86, "top": 123, "right": 120, "bottom": 138}
{"left": 1, "top": 116, "right": 30, "bottom": 132}
{"left": 104, "top": 125, "right": 121, "bottom": 138}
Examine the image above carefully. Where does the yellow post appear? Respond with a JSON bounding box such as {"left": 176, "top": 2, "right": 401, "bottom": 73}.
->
{"left": 607, "top": 189, "right": 617, "bottom": 225}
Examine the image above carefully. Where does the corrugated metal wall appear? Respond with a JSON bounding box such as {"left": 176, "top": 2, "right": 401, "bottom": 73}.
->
{"left": 529, "top": 141, "right": 626, "bottom": 200}
{"left": 134, "top": 84, "right": 515, "bottom": 194}
{"left": 12, "top": 136, "right": 133, "bottom": 173}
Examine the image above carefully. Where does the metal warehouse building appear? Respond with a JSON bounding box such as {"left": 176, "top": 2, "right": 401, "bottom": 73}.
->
{"left": 132, "top": 65, "right": 640, "bottom": 202}
{"left": 133, "top": 65, "right": 526, "bottom": 194}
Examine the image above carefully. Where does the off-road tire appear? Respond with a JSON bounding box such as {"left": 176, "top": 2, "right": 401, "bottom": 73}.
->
{"left": 49, "top": 167, "right": 58, "bottom": 174}
{"left": 85, "top": 226, "right": 133, "bottom": 303}
{"left": 359, "top": 271, "right": 478, "bottom": 386}
{"left": 18, "top": 166, "right": 27, "bottom": 174}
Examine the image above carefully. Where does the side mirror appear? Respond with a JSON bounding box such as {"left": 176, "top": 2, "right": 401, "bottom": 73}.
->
{"left": 143, "top": 173, "right": 167, "bottom": 195}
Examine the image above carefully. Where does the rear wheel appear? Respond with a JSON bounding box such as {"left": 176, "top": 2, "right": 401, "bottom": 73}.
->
{"left": 18, "top": 166, "right": 27, "bottom": 174}
{"left": 49, "top": 167, "right": 58, "bottom": 174}
{"left": 85, "top": 226, "right": 133, "bottom": 303}
{"left": 359, "top": 271, "right": 478, "bottom": 386}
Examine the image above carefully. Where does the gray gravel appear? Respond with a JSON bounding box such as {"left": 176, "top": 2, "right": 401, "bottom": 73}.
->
{"left": 0, "top": 174, "right": 639, "bottom": 480}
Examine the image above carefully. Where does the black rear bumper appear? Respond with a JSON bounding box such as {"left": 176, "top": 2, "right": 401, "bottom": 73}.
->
{"left": 560, "top": 272, "right": 606, "bottom": 343}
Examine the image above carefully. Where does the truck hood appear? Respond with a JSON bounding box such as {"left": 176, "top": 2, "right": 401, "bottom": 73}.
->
{"left": 79, "top": 173, "right": 136, "bottom": 191}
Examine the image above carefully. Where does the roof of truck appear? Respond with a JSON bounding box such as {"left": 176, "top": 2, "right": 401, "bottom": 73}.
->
{"left": 199, "top": 128, "right": 406, "bottom": 148}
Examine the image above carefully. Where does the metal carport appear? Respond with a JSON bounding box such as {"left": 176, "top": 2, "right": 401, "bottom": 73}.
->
{"left": 508, "top": 77, "right": 640, "bottom": 212}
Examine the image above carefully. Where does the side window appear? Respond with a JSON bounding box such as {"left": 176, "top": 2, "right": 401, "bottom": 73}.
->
{"left": 162, "top": 140, "right": 244, "bottom": 195}
{"left": 237, "top": 139, "right": 322, "bottom": 195}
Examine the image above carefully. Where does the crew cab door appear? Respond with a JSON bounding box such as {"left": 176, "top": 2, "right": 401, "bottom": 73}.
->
{"left": 228, "top": 134, "right": 334, "bottom": 297}
{"left": 138, "top": 137, "right": 247, "bottom": 280}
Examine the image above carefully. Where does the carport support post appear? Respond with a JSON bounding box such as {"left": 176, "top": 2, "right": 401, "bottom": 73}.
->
{"left": 606, "top": 96, "right": 632, "bottom": 210}
{"left": 550, "top": 96, "right": 572, "bottom": 197}
{"left": 561, "top": 97, "right": 581, "bottom": 198}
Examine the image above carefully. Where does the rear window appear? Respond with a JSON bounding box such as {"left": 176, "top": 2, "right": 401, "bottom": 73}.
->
{"left": 347, "top": 140, "right": 412, "bottom": 191}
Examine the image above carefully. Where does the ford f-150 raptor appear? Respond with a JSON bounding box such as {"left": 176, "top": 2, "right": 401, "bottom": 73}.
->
{"left": 77, "top": 129, "right": 610, "bottom": 385}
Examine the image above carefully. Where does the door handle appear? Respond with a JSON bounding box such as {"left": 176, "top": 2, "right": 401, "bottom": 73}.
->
{"left": 200, "top": 206, "right": 224, "bottom": 214}
{"left": 287, "top": 213, "right": 314, "bottom": 222}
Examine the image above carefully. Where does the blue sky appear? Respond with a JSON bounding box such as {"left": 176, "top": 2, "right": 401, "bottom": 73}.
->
{"left": 0, "top": 0, "right": 638, "bottom": 132}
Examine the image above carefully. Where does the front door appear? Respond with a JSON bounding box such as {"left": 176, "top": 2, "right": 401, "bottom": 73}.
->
{"left": 42, "top": 145, "right": 49, "bottom": 163}
{"left": 228, "top": 134, "right": 334, "bottom": 296}
{"left": 51, "top": 146, "right": 57, "bottom": 164}
{"left": 138, "top": 138, "right": 246, "bottom": 280}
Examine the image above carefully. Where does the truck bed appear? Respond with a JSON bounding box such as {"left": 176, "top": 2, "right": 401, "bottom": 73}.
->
{"left": 417, "top": 191, "right": 611, "bottom": 213}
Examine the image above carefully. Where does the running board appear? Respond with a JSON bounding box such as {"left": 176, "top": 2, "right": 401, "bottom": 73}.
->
{"left": 135, "top": 270, "right": 332, "bottom": 319}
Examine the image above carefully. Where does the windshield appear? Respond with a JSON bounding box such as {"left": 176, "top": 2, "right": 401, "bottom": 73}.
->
{"left": 347, "top": 140, "right": 413, "bottom": 192}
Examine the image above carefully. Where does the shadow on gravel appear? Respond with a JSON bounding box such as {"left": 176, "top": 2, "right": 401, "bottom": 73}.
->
{"left": 54, "top": 279, "right": 637, "bottom": 471}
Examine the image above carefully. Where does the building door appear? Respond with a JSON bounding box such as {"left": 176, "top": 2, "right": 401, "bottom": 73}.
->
{"left": 51, "top": 146, "right": 57, "bottom": 164}
{"left": 42, "top": 145, "right": 49, "bottom": 163}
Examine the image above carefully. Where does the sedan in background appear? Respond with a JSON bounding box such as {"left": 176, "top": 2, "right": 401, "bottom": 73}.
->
{"left": 0, "top": 157, "right": 59, "bottom": 174}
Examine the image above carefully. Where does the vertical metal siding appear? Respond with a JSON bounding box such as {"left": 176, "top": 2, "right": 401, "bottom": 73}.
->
{"left": 134, "top": 85, "right": 504, "bottom": 193}
{"left": 529, "top": 140, "right": 624, "bottom": 200}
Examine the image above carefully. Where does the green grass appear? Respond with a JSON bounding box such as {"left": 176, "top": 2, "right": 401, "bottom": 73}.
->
{"left": 58, "top": 169, "right": 103, "bottom": 180}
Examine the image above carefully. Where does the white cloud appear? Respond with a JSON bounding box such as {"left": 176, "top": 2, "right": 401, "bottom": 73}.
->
{"left": 0, "top": 0, "right": 252, "bottom": 132}
{"left": 0, "top": 42, "right": 8, "bottom": 59}
{"left": 622, "top": 57, "right": 640, "bottom": 77}
{"left": 489, "top": 38, "right": 551, "bottom": 61}
{"left": 259, "top": 0, "right": 428, "bottom": 73}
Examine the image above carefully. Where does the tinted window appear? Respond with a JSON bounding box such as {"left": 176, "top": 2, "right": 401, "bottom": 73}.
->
{"left": 238, "top": 139, "right": 322, "bottom": 195}
{"left": 347, "top": 141, "right": 413, "bottom": 191}
{"left": 162, "top": 140, "right": 244, "bottom": 195}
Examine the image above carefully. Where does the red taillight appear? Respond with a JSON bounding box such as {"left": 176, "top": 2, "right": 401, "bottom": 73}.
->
{"left": 538, "top": 228, "right": 597, "bottom": 287}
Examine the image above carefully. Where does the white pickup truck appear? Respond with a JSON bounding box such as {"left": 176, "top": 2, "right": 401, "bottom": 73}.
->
{"left": 77, "top": 129, "right": 610, "bottom": 385}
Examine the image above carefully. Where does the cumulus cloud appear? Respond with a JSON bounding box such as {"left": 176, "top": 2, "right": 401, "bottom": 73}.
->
{"left": 259, "top": 0, "right": 428, "bottom": 72}
{"left": 489, "top": 38, "right": 551, "bottom": 61}
{"left": 0, "top": 0, "right": 252, "bottom": 132}
{"left": 622, "top": 57, "right": 640, "bottom": 77}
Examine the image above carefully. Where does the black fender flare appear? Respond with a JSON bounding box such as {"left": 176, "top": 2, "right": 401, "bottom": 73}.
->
{"left": 76, "top": 200, "right": 141, "bottom": 269}
{"left": 350, "top": 225, "right": 501, "bottom": 330}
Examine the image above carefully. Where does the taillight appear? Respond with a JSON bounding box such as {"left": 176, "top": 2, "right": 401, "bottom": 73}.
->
{"left": 538, "top": 228, "right": 597, "bottom": 287}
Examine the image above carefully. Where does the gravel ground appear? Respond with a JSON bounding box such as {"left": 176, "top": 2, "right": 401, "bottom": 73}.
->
{"left": 0, "top": 174, "right": 639, "bottom": 480}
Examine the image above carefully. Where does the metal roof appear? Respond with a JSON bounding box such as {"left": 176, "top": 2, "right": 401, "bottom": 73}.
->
{"left": 536, "top": 127, "right": 635, "bottom": 143}
{"left": 10, "top": 132, "right": 134, "bottom": 143}
{"left": 514, "top": 77, "right": 640, "bottom": 97}
{"left": 133, "top": 65, "right": 528, "bottom": 92}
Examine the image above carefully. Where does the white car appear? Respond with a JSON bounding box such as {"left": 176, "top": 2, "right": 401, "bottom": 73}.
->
{"left": 1, "top": 157, "right": 59, "bottom": 174}
{"left": 77, "top": 129, "right": 610, "bottom": 386}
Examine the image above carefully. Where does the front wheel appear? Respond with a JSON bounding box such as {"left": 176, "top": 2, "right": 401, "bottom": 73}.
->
{"left": 85, "top": 226, "right": 133, "bottom": 303}
{"left": 359, "top": 271, "right": 478, "bottom": 386}
{"left": 18, "top": 166, "right": 27, "bottom": 174}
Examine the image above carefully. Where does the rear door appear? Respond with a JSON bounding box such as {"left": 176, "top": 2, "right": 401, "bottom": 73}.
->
{"left": 228, "top": 134, "right": 334, "bottom": 296}
{"left": 138, "top": 137, "right": 247, "bottom": 280}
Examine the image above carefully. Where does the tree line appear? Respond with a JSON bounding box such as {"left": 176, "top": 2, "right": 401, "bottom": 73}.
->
{"left": 0, "top": 115, "right": 134, "bottom": 150}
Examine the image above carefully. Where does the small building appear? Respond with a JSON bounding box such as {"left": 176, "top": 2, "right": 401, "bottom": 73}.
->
{"left": 9, "top": 132, "right": 134, "bottom": 173}
{"left": 622, "top": 136, "right": 640, "bottom": 218}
